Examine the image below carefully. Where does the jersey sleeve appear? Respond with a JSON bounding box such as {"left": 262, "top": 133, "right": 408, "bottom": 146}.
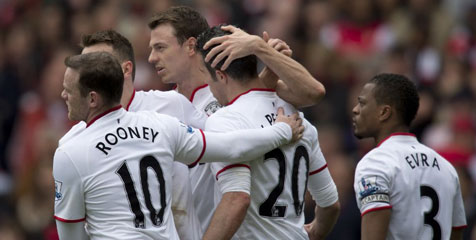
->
{"left": 307, "top": 126, "right": 338, "bottom": 207}
{"left": 176, "top": 92, "right": 208, "bottom": 129}
{"left": 206, "top": 113, "right": 251, "bottom": 195}
{"left": 53, "top": 149, "right": 86, "bottom": 223}
{"left": 200, "top": 118, "right": 292, "bottom": 164}
{"left": 452, "top": 175, "right": 467, "bottom": 228}
{"left": 162, "top": 114, "right": 206, "bottom": 166}
{"left": 353, "top": 150, "right": 394, "bottom": 216}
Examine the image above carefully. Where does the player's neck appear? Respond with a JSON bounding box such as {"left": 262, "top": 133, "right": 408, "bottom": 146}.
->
{"left": 85, "top": 104, "right": 119, "bottom": 126}
{"left": 227, "top": 77, "right": 267, "bottom": 103}
{"left": 120, "top": 79, "right": 135, "bottom": 108}
{"left": 375, "top": 125, "right": 410, "bottom": 145}
{"left": 175, "top": 66, "right": 209, "bottom": 101}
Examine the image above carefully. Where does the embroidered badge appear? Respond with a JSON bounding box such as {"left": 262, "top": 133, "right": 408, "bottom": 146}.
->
{"left": 55, "top": 180, "right": 63, "bottom": 201}
{"left": 358, "top": 176, "right": 389, "bottom": 205}
{"left": 204, "top": 101, "right": 221, "bottom": 116}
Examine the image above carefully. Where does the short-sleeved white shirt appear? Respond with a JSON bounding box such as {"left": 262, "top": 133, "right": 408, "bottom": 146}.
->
{"left": 127, "top": 90, "right": 206, "bottom": 239}
{"left": 53, "top": 107, "right": 206, "bottom": 240}
{"left": 354, "top": 133, "right": 467, "bottom": 239}
{"left": 180, "top": 84, "right": 221, "bottom": 233}
{"left": 58, "top": 89, "right": 207, "bottom": 239}
{"left": 206, "top": 89, "right": 337, "bottom": 239}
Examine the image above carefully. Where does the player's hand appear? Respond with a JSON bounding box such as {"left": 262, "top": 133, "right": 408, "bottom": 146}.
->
{"left": 263, "top": 31, "right": 292, "bottom": 57}
{"left": 259, "top": 32, "right": 293, "bottom": 89}
{"left": 203, "top": 25, "right": 262, "bottom": 71}
{"left": 275, "top": 107, "right": 304, "bottom": 142}
{"left": 304, "top": 222, "right": 321, "bottom": 240}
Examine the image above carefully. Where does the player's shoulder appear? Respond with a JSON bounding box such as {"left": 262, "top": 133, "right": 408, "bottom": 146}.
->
{"left": 138, "top": 89, "right": 183, "bottom": 101}
{"left": 357, "top": 146, "right": 399, "bottom": 172}
{"left": 59, "top": 121, "right": 86, "bottom": 146}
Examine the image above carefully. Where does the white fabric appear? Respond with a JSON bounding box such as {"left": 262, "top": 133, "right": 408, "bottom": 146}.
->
{"left": 54, "top": 109, "right": 206, "bottom": 240}
{"left": 206, "top": 90, "right": 337, "bottom": 240}
{"left": 58, "top": 89, "right": 208, "bottom": 240}
{"left": 184, "top": 85, "right": 221, "bottom": 234}
{"left": 354, "top": 134, "right": 467, "bottom": 240}
{"left": 130, "top": 90, "right": 206, "bottom": 239}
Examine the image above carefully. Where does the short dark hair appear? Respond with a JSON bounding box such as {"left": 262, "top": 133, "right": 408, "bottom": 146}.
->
{"left": 196, "top": 25, "right": 258, "bottom": 81}
{"left": 80, "top": 30, "right": 136, "bottom": 80}
{"left": 148, "top": 6, "right": 209, "bottom": 44}
{"left": 370, "top": 73, "right": 420, "bottom": 126}
{"left": 65, "top": 52, "right": 124, "bottom": 107}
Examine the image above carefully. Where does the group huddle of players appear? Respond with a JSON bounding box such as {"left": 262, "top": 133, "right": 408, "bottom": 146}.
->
{"left": 52, "top": 6, "right": 466, "bottom": 240}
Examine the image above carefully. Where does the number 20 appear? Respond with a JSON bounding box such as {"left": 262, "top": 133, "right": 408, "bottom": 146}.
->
{"left": 259, "top": 146, "right": 309, "bottom": 217}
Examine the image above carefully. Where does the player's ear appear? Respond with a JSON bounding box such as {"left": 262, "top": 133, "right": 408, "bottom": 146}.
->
{"left": 215, "top": 70, "right": 227, "bottom": 84}
{"left": 121, "top": 61, "right": 133, "bottom": 80}
{"left": 185, "top": 37, "right": 197, "bottom": 56}
{"left": 88, "top": 91, "right": 100, "bottom": 108}
{"left": 379, "top": 104, "right": 392, "bottom": 122}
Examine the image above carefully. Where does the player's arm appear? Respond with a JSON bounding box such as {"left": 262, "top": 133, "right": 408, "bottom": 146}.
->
{"left": 305, "top": 202, "right": 340, "bottom": 240}
{"left": 304, "top": 127, "right": 339, "bottom": 239}
{"left": 203, "top": 25, "right": 325, "bottom": 108}
{"left": 353, "top": 151, "right": 394, "bottom": 240}
{"left": 53, "top": 149, "right": 88, "bottom": 240}
{"left": 204, "top": 192, "right": 249, "bottom": 240}
{"left": 56, "top": 221, "right": 89, "bottom": 240}
{"left": 451, "top": 174, "right": 467, "bottom": 240}
{"left": 305, "top": 166, "right": 340, "bottom": 239}
{"left": 203, "top": 164, "right": 251, "bottom": 240}
{"left": 174, "top": 108, "right": 303, "bottom": 166}
{"left": 361, "top": 209, "right": 391, "bottom": 240}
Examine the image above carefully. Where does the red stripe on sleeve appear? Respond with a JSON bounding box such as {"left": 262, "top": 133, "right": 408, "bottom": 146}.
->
{"left": 452, "top": 225, "right": 467, "bottom": 229}
{"left": 216, "top": 164, "right": 250, "bottom": 180}
{"left": 54, "top": 216, "right": 86, "bottom": 223}
{"left": 309, "top": 164, "right": 328, "bottom": 175}
{"left": 361, "top": 206, "right": 392, "bottom": 217}
{"left": 188, "top": 129, "right": 206, "bottom": 168}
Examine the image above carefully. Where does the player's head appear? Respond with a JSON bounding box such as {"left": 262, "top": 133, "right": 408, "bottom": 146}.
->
{"left": 196, "top": 25, "right": 258, "bottom": 105}
{"left": 197, "top": 25, "right": 258, "bottom": 82}
{"left": 62, "top": 52, "right": 124, "bottom": 121}
{"left": 352, "top": 73, "right": 419, "bottom": 139}
{"left": 147, "top": 6, "right": 209, "bottom": 84}
{"left": 80, "top": 30, "right": 136, "bottom": 81}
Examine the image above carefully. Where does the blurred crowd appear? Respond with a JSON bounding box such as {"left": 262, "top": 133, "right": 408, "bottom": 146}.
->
{"left": 0, "top": 0, "right": 475, "bottom": 239}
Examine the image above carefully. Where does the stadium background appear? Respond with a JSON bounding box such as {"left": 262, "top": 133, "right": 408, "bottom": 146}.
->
{"left": 0, "top": 0, "right": 475, "bottom": 239}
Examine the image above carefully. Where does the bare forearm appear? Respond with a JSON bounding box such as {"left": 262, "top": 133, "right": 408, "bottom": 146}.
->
{"left": 203, "top": 192, "right": 250, "bottom": 240}
{"left": 450, "top": 228, "right": 463, "bottom": 240}
{"left": 254, "top": 41, "right": 325, "bottom": 107}
{"left": 361, "top": 209, "right": 391, "bottom": 240}
{"left": 308, "top": 202, "right": 340, "bottom": 239}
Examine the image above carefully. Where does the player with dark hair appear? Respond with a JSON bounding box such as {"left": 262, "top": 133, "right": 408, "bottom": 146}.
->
{"left": 62, "top": 29, "right": 208, "bottom": 239}
{"left": 53, "top": 51, "right": 304, "bottom": 239}
{"left": 196, "top": 25, "right": 340, "bottom": 240}
{"left": 352, "top": 73, "right": 467, "bottom": 239}
{"left": 148, "top": 7, "right": 327, "bottom": 235}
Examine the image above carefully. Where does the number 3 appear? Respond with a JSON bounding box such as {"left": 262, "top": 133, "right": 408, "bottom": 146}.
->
{"left": 420, "top": 185, "right": 441, "bottom": 239}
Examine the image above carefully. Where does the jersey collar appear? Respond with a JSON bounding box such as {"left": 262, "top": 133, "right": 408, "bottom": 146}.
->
{"left": 86, "top": 105, "right": 122, "bottom": 128}
{"left": 125, "top": 90, "right": 136, "bottom": 111}
{"left": 227, "top": 88, "right": 275, "bottom": 106}
{"left": 190, "top": 84, "right": 209, "bottom": 102}
{"left": 377, "top": 132, "right": 416, "bottom": 147}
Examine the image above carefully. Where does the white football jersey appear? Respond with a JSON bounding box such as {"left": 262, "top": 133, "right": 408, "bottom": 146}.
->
{"left": 53, "top": 108, "right": 206, "bottom": 240}
{"left": 58, "top": 89, "right": 207, "bottom": 239}
{"left": 206, "top": 89, "right": 338, "bottom": 239}
{"left": 181, "top": 84, "right": 221, "bottom": 233}
{"left": 128, "top": 89, "right": 206, "bottom": 239}
{"left": 354, "top": 133, "right": 467, "bottom": 239}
